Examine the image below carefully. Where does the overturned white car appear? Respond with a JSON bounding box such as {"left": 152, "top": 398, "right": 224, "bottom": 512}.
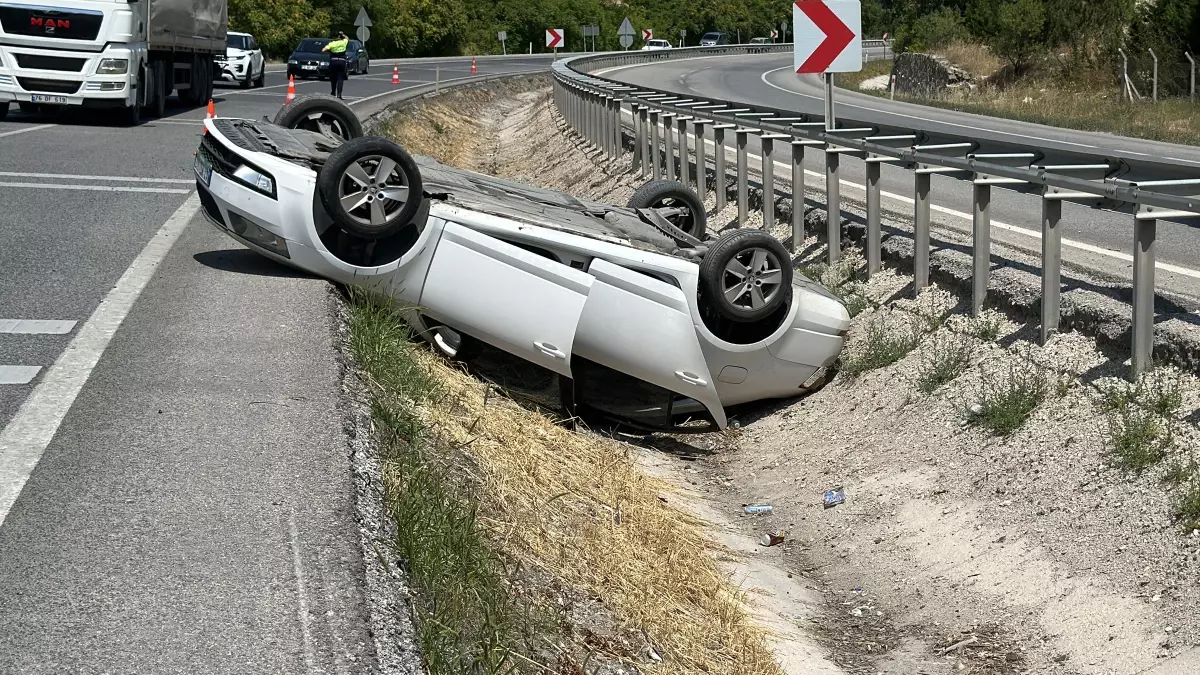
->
{"left": 193, "top": 95, "right": 850, "bottom": 432}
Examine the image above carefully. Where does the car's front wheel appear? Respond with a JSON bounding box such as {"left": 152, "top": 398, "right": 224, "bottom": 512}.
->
{"left": 273, "top": 93, "right": 363, "bottom": 141}
{"left": 698, "top": 228, "right": 793, "bottom": 323}
{"left": 627, "top": 179, "right": 707, "bottom": 240}
{"left": 317, "top": 136, "right": 425, "bottom": 240}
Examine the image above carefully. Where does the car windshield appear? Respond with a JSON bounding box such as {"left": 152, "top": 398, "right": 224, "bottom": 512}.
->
{"left": 295, "top": 38, "right": 330, "bottom": 53}
{"left": 227, "top": 35, "right": 249, "bottom": 50}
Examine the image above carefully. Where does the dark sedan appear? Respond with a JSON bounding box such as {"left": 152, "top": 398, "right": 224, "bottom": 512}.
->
{"left": 286, "top": 37, "right": 369, "bottom": 80}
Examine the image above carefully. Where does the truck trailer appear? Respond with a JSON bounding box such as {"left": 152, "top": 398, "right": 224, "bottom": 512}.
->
{"left": 0, "top": 0, "right": 227, "bottom": 125}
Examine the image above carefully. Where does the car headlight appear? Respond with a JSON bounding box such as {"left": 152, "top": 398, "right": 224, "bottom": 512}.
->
{"left": 97, "top": 58, "right": 129, "bottom": 75}
{"left": 233, "top": 165, "right": 274, "bottom": 196}
{"left": 288, "top": 59, "right": 298, "bottom": 64}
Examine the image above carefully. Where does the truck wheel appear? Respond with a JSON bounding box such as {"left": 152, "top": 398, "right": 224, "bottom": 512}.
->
{"left": 627, "top": 179, "right": 707, "bottom": 239}
{"left": 317, "top": 137, "right": 424, "bottom": 240}
{"left": 145, "top": 61, "right": 166, "bottom": 118}
{"left": 273, "top": 94, "right": 362, "bottom": 141}
{"left": 698, "top": 228, "right": 793, "bottom": 323}
{"left": 202, "top": 59, "right": 215, "bottom": 104}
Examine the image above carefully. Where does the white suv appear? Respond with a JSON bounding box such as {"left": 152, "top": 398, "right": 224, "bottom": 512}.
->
{"left": 218, "top": 31, "right": 265, "bottom": 89}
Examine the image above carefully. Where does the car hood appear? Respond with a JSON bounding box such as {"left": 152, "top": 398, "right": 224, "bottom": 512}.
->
{"left": 291, "top": 51, "right": 329, "bottom": 61}
{"left": 209, "top": 119, "right": 690, "bottom": 255}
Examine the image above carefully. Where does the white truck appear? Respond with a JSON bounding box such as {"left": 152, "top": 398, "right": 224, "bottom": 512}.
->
{"left": 0, "top": 0, "right": 227, "bottom": 125}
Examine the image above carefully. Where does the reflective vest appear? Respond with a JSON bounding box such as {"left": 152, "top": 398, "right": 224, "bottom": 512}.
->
{"left": 326, "top": 38, "right": 348, "bottom": 54}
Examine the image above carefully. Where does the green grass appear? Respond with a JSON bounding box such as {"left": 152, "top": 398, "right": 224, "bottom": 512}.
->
{"left": 1106, "top": 406, "right": 1168, "bottom": 474}
{"left": 972, "top": 362, "right": 1048, "bottom": 436}
{"left": 840, "top": 314, "right": 922, "bottom": 377}
{"left": 347, "top": 289, "right": 543, "bottom": 675}
{"left": 969, "top": 312, "right": 1005, "bottom": 342}
{"left": 1174, "top": 481, "right": 1200, "bottom": 531}
{"left": 916, "top": 333, "right": 974, "bottom": 394}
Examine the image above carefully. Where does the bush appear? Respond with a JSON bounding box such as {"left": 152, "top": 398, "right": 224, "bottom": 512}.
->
{"left": 916, "top": 333, "right": 974, "bottom": 394}
{"left": 840, "top": 314, "right": 922, "bottom": 377}
{"left": 972, "top": 361, "right": 1048, "bottom": 435}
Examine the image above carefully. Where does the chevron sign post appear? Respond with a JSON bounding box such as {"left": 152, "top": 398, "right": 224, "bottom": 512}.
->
{"left": 793, "top": 0, "right": 861, "bottom": 129}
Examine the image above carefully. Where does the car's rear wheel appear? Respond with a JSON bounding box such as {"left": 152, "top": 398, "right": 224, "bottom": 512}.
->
{"left": 627, "top": 179, "right": 707, "bottom": 239}
{"left": 698, "top": 228, "right": 792, "bottom": 323}
{"left": 317, "top": 136, "right": 424, "bottom": 240}
{"left": 273, "top": 93, "right": 363, "bottom": 141}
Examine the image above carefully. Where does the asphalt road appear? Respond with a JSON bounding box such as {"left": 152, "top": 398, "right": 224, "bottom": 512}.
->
{"left": 596, "top": 52, "right": 1200, "bottom": 305}
{"left": 0, "top": 55, "right": 548, "bottom": 673}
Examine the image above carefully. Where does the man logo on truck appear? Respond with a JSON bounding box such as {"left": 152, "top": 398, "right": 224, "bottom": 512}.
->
{"left": 31, "top": 17, "right": 71, "bottom": 33}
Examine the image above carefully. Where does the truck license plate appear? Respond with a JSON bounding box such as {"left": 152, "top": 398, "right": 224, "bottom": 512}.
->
{"left": 29, "top": 94, "right": 67, "bottom": 104}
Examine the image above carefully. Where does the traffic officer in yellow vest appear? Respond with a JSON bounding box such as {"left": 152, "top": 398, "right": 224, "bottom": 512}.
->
{"left": 322, "top": 31, "right": 350, "bottom": 99}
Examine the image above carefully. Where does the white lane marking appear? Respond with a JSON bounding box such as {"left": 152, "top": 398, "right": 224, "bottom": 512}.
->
{"left": 759, "top": 66, "right": 1101, "bottom": 150}
{"left": 289, "top": 509, "right": 317, "bottom": 672}
{"left": 0, "top": 124, "right": 55, "bottom": 139}
{"left": 0, "top": 367, "right": 41, "bottom": 386}
{"left": 621, "top": 108, "right": 1200, "bottom": 280}
{"left": 0, "top": 194, "right": 199, "bottom": 527}
{"left": 0, "top": 181, "right": 191, "bottom": 194}
{"left": 0, "top": 171, "right": 193, "bottom": 185}
{"left": 0, "top": 320, "right": 77, "bottom": 335}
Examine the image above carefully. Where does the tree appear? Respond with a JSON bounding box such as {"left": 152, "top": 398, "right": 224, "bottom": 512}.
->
{"left": 984, "top": 0, "right": 1047, "bottom": 72}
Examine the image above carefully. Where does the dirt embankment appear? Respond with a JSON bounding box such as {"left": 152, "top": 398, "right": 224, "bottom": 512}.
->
{"left": 382, "top": 79, "right": 1200, "bottom": 675}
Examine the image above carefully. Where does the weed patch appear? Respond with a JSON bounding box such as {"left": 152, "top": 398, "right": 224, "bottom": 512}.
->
{"left": 972, "top": 361, "right": 1048, "bottom": 435}
{"left": 841, "top": 313, "right": 922, "bottom": 377}
{"left": 916, "top": 333, "right": 974, "bottom": 394}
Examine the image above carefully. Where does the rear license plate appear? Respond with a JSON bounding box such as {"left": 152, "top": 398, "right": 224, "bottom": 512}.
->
{"left": 29, "top": 94, "right": 67, "bottom": 104}
{"left": 194, "top": 151, "right": 213, "bottom": 187}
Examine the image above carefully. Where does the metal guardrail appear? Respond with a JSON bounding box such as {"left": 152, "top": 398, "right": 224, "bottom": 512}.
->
{"left": 549, "top": 45, "right": 1200, "bottom": 379}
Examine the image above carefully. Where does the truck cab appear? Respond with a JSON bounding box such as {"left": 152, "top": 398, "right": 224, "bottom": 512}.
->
{"left": 0, "top": 0, "right": 226, "bottom": 125}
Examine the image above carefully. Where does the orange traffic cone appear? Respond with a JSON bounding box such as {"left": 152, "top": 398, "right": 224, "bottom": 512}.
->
{"left": 202, "top": 98, "right": 214, "bottom": 134}
{"left": 391, "top": 63, "right": 399, "bottom": 85}
{"left": 285, "top": 75, "right": 296, "bottom": 104}
{"left": 471, "top": 56, "right": 477, "bottom": 74}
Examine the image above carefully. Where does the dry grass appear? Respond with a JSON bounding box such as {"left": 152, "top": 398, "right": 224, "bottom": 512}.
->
{"left": 409, "top": 337, "right": 785, "bottom": 674}
{"left": 934, "top": 41, "right": 1004, "bottom": 79}
{"left": 379, "top": 98, "right": 487, "bottom": 166}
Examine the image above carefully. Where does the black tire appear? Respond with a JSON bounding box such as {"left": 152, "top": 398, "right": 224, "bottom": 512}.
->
{"left": 202, "top": 59, "right": 215, "bottom": 103}
{"left": 317, "top": 136, "right": 424, "bottom": 240}
{"left": 255, "top": 66, "right": 266, "bottom": 88}
{"left": 147, "top": 61, "right": 166, "bottom": 118}
{"left": 362, "top": 59, "right": 369, "bottom": 74}
{"left": 239, "top": 67, "right": 252, "bottom": 89}
{"left": 273, "top": 93, "right": 363, "bottom": 141}
{"left": 0, "top": 102, "right": 7, "bottom": 121}
{"left": 698, "top": 228, "right": 793, "bottom": 323}
{"left": 627, "top": 179, "right": 707, "bottom": 239}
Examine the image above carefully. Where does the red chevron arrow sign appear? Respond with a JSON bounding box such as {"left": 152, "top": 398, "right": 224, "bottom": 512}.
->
{"left": 793, "top": 0, "right": 861, "bottom": 73}
{"left": 546, "top": 28, "right": 564, "bottom": 49}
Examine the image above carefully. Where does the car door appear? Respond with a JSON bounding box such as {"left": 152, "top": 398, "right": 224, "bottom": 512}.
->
{"left": 419, "top": 221, "right": 592, "bottom": 377}
{"left": 572, "top": 259, "right": 727, "bottom": 428}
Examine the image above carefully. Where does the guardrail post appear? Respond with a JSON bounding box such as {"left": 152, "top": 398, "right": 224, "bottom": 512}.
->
{"left": 714, "top": 125, "right": 731, "bottom": 211}
{"left": 693, "top": 120, "right": 709, "bottom": 197}
{"left": 632, "top": 105, "right": 644, "bottom": 172}
{"left": 791, "top": 141, "right": 807, "bottom": 251}
{"left": 762, "top": 136, "right": 775, "bottom": 231}
{"left": 736, "top": 129, "right": 749, "bottom": 225}
{"left": 650, "top": 110, "right": 662, "bottom": 179}
{"left": 1040, "top": 192, "right": 1063, "bottom": 344}
{"left": 663, "top": 113, "right": 677, "bottom": 181}
{"left": 638, "top": 106, "right": 650, "bottom": 177}
{"left": 677, "top": 116, "right": 690, "bottom": 188}
{"left": 913, "top": 169, "right": 931, "bottom": 291}
{"left": 1188, "top": 52, "right": 1197, "bottom": 101}
{"left": 1132, "top": 216, "right": 1157, "bottom": 379}
{"left": 866, "top": 158, "right": 881, "bottom": 275}
{"left": 586, "top": 91, "right": 596, "bottom": 146}
{"left": 972, "top": 183, "right": 992, "bottom": 316}
{"left": 601, "top": 95, "right": 612, "bottom": 157}
{"left": 826, "top": 147, "right": 841, "bottom": 264}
